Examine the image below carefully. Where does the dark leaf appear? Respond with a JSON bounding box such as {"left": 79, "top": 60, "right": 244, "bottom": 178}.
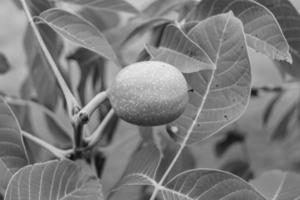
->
{"left": 0, "top": 54, "right": 10, "bottom": 74}
{"left": 67, "top": 48, "right": 106, "bottom": 105}
{"left": 221, "top": 160, "right": 254, "bottom": 181}
{"left": 27, "top": 0, "right": 53, "bottom": 15}
{"left": 263, "top": 92, "right": 283, "bottom": 125}
{"left": 271, "top": 103, "right": 297, "bottom": 141}
{"left": 12, "top": 0, "right": 22, "bottom": 10}
{"left": 215, "top": 130, "right": 245, "bottom": 157}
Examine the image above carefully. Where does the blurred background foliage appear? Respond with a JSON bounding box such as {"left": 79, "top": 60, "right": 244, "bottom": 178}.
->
{"left": 2, "top": 0, "right": 300, "bottom": 198}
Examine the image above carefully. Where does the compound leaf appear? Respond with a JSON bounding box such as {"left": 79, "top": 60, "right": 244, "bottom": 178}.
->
{"left": 188, "top": 0, "right": 292, "bottom": 63}
{"left": 4, "top": 159, "right": 104, "bottom": 200}
{"left": 0, "top": 97, "right": 28, "bottom": 195}
{"left": 162, "top": 169, "right": 265, "bottom": 200}
{"left": 37, "top": 8, "right": 118, "bottom": 65}
{"left": 113, "top": 144, "right": 265, "bottom": 200}
{"left": 169, "top": 12, "right": 251, "bottom": 143}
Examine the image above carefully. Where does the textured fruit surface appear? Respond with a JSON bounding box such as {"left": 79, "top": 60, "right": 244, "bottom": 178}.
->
{"left": 108, "top": 61, "right": 189, "bottom": 126}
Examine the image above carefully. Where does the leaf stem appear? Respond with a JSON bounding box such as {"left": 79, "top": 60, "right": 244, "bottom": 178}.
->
{"left": 149, "top": 71, "right": 216, "bottom": 200}
{"left": 21, "top": 131, "right": 72, "bottom": 159}
{"left": 85, "top": 109, "right": 115, "bottom": 149}
{"left": 20, "top": 0, "right": 80, "bottom": 118}
{"left": 74, "top": 91, "right": 108, "bottom": 125}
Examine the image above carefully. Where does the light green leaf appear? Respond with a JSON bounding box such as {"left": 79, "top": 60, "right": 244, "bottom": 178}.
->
{"left": 169, "top": 12, "right": 251, "bottom": 143}
{"left": 4, "top": 160, "right": 104, "bottom": 200}
{"left": 146, "top": 24, "right": 215, "bottom": 73}
{"left": 0, "top": 97, "right": 28, "bottom": 195}
{"left": 251, "top": 170, "right": 300, "bottom": 200}
{"left": 162, "top": 169, "right": 265, "bottom": 200}
{"left": 36, "top": 8, "right": 118, "bottom": 65}
{"left": 188, "top": 0, "right": 292, "bottom": 63}
{"left": 60, "top": 0, "right": 139, "bottom": 14}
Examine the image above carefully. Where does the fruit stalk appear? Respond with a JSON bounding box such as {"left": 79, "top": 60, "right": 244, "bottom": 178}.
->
{"left": 86, "top": 109, "right": 115, "bottom": 149}
{"left": 75, "top": 91, "right": 108, "bottom": 125}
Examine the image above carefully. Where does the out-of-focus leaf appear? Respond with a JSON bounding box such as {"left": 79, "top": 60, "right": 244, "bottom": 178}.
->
{"left": 67, "top": 48, "right": 105, "bottom": 105}
{"left": 155, "top": 133, "right": 195, "bottom": 183}
{"left": 61, "top": 0, "right": 139, "bottom": 14}
{"left": 215, "top": 130, "right": 245, "bottom": 157}
{"left": 37, "top": 8, "right": 118, "bottom": 65}
{"left": 113, "top": 144, "right": 161, "bottom": 191}
{"left": 0, "top": 97, "right": 28, "bottom": 195}
{"left": 79, "top": 8, "right": 120, "bottom": 32}
{"left": 22, "top": 24, "right": 64, "bottom": 110}
{"left": 0, "top": 54, "right": 10, "bottom": 74}
{"left": 188, "top": 0, "right": 292, "bottom": 63}
{"left": 12, "top": 0, "right": 22, "bottom": 10}
{"left": 146, "top": 24, "right": 215, "bottom": 73}
{"left": 21, "top": 0, "right": 62, "bottom": 110}
{"left": 143, "top": 0, "right": 190, "bottom": 17}
{"left": 122, "top": 18, "right": 171, "bottom": 48}
{"left": 149, "top": 21, "right": 170, "bottom": 48}
{"left": 169, "top": 12, "right": 251, "bottom": 144}
{"left": 4, "top": 160, "right": 104, "bottom": 200}
{"left": 6, "top": 98, "right": 72, "bottom": 163}
{"left": 221, "top": 160, "right": 253, "bottom": 181}
{"left": 27, "top": 0, "right": 53, "bottom": 15}
{"left": 272, "top": 172, "right": 300, "bottom": 200}
{"left": 271, "top": 103, "right": 297, "bottom": 141}
{"left": 250, "top": 170, "right": 284, "bottom": 200}
{"left": 139, "top": 127, "right": 155, "bottom": 144}
{"left": 263, "top": 92, "right": 284, "bottom": 125}
{"left": 255, "top": 0, "right": 300, "bottom": 79}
